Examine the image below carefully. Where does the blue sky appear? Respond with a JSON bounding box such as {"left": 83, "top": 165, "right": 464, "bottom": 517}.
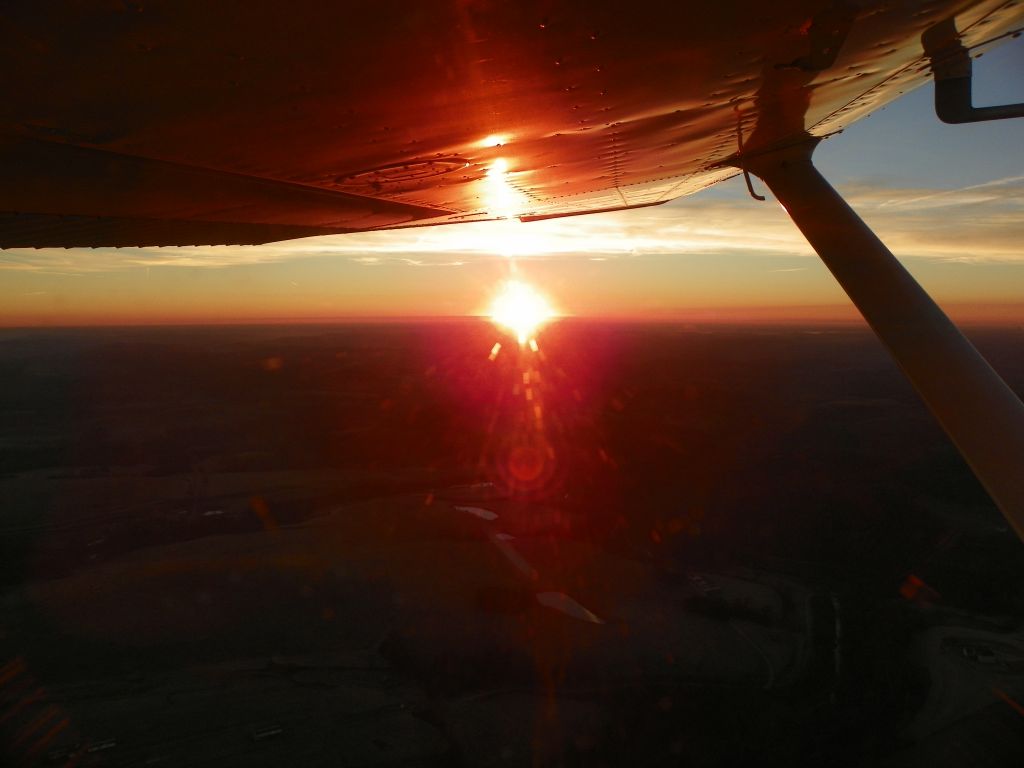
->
{"left": 817, "top": 35, "right": 1024, "bottom": 188}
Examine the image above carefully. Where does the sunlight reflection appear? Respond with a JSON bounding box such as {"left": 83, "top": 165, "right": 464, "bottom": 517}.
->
{"left": 483, "top": 157, "right": 525, "bottom": 221}
{"left": 478, "top": 134, "right": 509, "bottom": 148}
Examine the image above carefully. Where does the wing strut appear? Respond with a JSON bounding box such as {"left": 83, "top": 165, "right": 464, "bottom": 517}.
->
{"left": 744, "top": 140, "right": 1024, "bottom": 542}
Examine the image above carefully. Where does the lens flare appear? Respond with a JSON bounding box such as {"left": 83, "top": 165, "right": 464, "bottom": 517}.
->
{"left": 488, "top": 280, "right": 554, "bottom": 345}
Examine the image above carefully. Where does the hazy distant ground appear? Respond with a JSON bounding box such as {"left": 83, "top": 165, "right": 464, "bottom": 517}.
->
{"left": 1, "top": 321, "right": 1022, "bottom": 766}
{"left": 2, "top": 321, "right": 1021, "bottom": 602}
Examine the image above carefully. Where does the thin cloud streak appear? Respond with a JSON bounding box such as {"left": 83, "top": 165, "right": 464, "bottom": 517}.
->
{"left": 871, "top": 175, "right": 1024, "bottom": 210}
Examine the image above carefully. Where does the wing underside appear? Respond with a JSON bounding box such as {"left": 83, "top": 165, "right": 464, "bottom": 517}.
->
{"left": 2, "top": 0, "right": 1021, "bottom": 248}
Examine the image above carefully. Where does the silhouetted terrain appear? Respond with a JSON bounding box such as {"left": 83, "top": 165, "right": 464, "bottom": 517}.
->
{"left": 1, "top": 321, "right": 1022, "bottom": 766}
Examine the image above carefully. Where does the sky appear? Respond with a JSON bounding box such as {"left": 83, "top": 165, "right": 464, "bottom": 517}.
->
{"left": 2, "top": 36, "right": 1022, "bottom": 327}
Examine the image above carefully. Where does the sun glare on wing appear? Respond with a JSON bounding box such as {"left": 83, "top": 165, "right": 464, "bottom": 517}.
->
{"left": 484, "top": 157, "right": 522, "bottom": 220}
{"left": 489, "top": 280, "right": 555, "bottom": 345}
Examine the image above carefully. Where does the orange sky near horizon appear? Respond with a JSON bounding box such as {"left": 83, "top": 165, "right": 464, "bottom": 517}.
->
{"left": 2, "top": 246, "right": 1022, "bottom": 327}
{"left": 3, "top": 186, "right": 1023, "bottom": 328}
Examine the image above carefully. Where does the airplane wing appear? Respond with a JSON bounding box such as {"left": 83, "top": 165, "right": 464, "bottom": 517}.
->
{"left": 2, "top": 0, "right": 1021, "bottom": 248}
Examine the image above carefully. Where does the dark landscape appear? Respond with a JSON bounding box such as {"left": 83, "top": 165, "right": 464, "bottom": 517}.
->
{"left": 1, "top": 320, "right": 1022, "bottom": 767}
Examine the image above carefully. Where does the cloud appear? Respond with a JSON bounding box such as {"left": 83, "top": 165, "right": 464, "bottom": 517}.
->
{"left": 841, "top": 176, "right": 1024, "bottom": 261}
{"left": 869, "top": 175, "right": 1024, "bottom": 211}
{"left": 1, "top": 175, "right": 1022, "bottom": 273}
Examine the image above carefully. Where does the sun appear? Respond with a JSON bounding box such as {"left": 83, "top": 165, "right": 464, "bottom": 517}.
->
{"left": 488, "top": 280, "right": 555, "bottom": 345}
